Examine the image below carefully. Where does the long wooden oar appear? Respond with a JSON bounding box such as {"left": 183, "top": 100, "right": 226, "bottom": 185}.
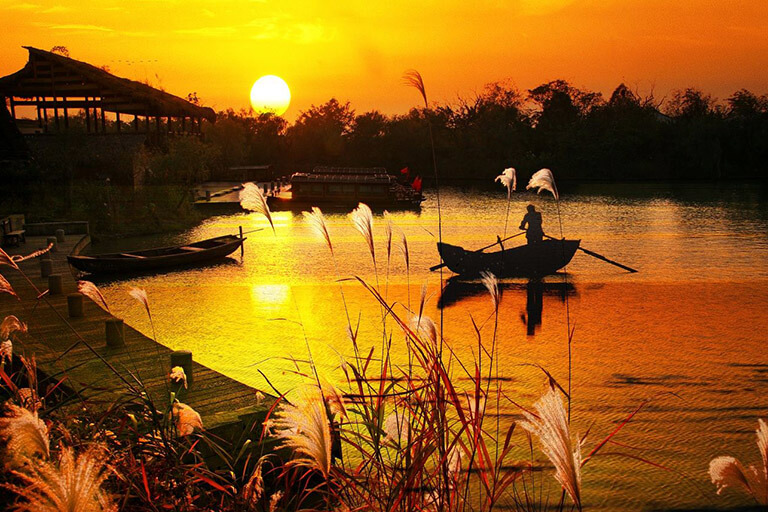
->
{"left": 544, "top": 234, "right": 638, "bottom": 273}
{"left": 429, "top": 231, "right": 526, "bottom": 271}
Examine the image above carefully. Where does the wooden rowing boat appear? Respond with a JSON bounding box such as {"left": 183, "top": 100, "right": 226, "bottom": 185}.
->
{"left": 67, "top": 234, "right": 244, "bottom": 275}
{"left": 436, "top": 239, "right": 580, "bottom": 278}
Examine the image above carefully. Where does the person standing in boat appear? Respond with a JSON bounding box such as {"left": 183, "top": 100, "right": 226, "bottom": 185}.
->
{"left": 519, "top": 204, "right": 544, "bottom": 244}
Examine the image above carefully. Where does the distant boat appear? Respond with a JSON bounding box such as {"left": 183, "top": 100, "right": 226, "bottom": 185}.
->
{"left": 67, "top": 234, "right": 244, "bottom": 275}
{"left": 437, "top": 239, "right": 580, "bottom": 278}
{"left": 267, "top": 166, "right": 423, "bottom": 210}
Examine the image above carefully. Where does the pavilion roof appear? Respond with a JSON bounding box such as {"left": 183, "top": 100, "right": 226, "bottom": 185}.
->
{"left": 0, "top": 47, "right": 215, "bottom": 122}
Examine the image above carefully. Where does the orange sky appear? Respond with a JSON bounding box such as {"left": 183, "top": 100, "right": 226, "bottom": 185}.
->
{"left": 2, "top": 0, "right": 767, "bottom": 121}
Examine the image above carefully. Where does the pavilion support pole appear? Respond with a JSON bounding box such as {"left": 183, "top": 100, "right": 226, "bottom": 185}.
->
{"left": 101, "top": 105, "right": 106, "bottom": 133}
{"left": 181, "top": 116, "right": 186, "bottom": 133}
{"left": 116, "top": 112, "right": 121, "bottom": 133}
{"left": 145, "top": 115, "right": 150, "bottom": 133}
{"left": 53, "top": 97, "right": 60, "bottom": 131}
{"left": 134, "top": 115, "right": 139, "bottom": 132}
{"left": 155, "top": 116, "right": 160, "bottom": 133}
{"left": 42, "top": 99, "right": 48, "bottom": 133}
{"left": 167, "top": 116, "right": 172, "bottom": 134}
{"left": 85, "top": 97, "right": 91, "bottom": 133}
{"left": 63, "top": 97, "right": 69, "bottom": 129}
{"left": 36, "top": 97, "right": 42, "bottom": 130}
{"left": 9, "top": 97, "right": 16, "bottom": 120}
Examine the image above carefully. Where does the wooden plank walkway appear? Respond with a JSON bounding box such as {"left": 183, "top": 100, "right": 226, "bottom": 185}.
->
{"left": 1, "top": 234, "right": 268, "bottom": 434}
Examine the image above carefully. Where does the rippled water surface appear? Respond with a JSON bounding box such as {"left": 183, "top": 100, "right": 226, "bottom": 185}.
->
{"left": 94, "top": 183, "right": 768, "bottom": 511}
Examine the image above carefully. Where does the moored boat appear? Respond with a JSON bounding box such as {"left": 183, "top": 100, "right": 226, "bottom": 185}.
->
{"left": 267, "top": 166, "right": 423, "bottom": 210}
{"left": 67, "top": 234, "right": 244, "bottom": 275}
{"left": 437, "top": 239, "right": 580, "bottom": 278}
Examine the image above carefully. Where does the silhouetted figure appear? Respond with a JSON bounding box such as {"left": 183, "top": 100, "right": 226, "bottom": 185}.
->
{"left": 519, "top": 204, "right": 543, "bottom": 244}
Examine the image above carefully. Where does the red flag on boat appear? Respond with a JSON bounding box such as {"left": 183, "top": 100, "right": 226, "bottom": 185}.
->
{"left": 411, "top": 176, "right": 422, "bottom": 192}
{"left": 400, "top": 167, "right": 410, "bottom": 176}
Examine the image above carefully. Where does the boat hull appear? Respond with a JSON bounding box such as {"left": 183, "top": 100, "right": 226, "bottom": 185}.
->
{"left": 67, "top": 235, "right": 244, "bottom": 275}
{"left": 437, "top": 239, "right": 580, "bottom": 278}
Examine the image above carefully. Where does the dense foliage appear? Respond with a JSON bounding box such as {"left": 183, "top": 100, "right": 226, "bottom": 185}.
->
{"left": 205, "top": 81, "right": 768, "bottom": 182}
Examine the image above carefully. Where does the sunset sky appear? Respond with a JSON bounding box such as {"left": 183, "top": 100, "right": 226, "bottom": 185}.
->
{"left": 2, "top": 0, "right": 767, "bottom": 120}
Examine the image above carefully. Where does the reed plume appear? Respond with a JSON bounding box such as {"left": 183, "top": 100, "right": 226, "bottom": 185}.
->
{"left": 4, "top": 445, "right": 115, "bottom": 512}
{"left": 496, "top": 167, "right": 517, "bottom": 196}
{"left": 240, "top": 182, "right": 275, "bottom": 234}
{"left": 243, "top": 459, "right": 265, "bottom": 504}
{"left": 1, "top": 339, "right": 11, "bottom": 365}
{"left": 383, "top": 410, "right": 411, "bottom": 446}
{"left": 1, "top": 315, "right": 27, "bottom": 339}
{"left": 349, "top": 203, "right": 375, "bottom": 265}
{"left": 172, "top": 402, "right": 203, "bottom": 436}
{"left": 411, "top": 314, "right": 438, "bottom": 346}
{"left": 0, "top": 404, "right": 50, "bottom": 468}
{"left": 128, "top": 287, "right": 150, "bottom": 316}
{"left": 526, "top": 168, "right": 559, "bottom": 200}
{"left": 169, "top": 366, "right": 187, "bottom": 389}
{"left": 0, "top": 248, "right": 20, "bottom": 270}
{"left": 272, "top": 385, "right": 332, "bottom": 478}
{"left": 403, "top": 69, "right": 428, "bottom": 108}
{"left": 1, "top": 274, "right": 17, "bottom": 298}
{"left": 383, "top": 210, "right": 393, "bottom": 262}
{"left": 480, "top": 271, "right": 500, "bottom": 311}
{"left": 397, "top": 231, "right": 409, "bottom": 271}
{"left": 303, "top": 207, "right": 333, "bottom": 254}
{"left": 77, "top": 281, "right": 110, "bottom": 312}
{"left": 268, "top": 490, "right": 283, "bottom": 512}
{"left": 520, "top": 386, "right": 582, "bottom": 509}
{"left": 709, "top": 418, "right": 768, "bottom": 504}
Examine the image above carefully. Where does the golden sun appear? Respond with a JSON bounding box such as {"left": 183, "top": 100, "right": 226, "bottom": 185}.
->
{"left": 250, "top": 75, "right": 291, "bottom": 116}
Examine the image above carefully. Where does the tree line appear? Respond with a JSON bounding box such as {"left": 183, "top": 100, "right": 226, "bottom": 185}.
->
{"left": 205, "top": 80, "right": 768, "bottom": 183}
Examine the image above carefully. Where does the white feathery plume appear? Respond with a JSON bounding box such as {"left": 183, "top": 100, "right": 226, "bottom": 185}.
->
{"left": 0, "top": 248, "right": 20, "bottom": 270}
{"left": 0, "top": 274, "right": 17, "bottom": 298}
{"left": 480, "top": 271, "right": 500, "bottom": 311}
{"left": 1, "top": 315, "right": 27, "bottom": 339}
{"left": 169, "top": 366, "right": 187, "bottom": 389}
{"left": 240, "top": 182, "right": 275, "bottom": 234}
{"left": 0, "top": 404, "right": 50, "bottom": 468}
{"left": 519, "top": 386, "right": 582, "bottom": 509}
{"left": 495, "top": 167, "right": 517, "bottom": 197}
{"left": 383, "top": 410, "right": 411, "bottom": 446}
{"left": 172, "top": 402, "right": 203, "bottom": 436}
{"left": 128, "top": 287, "right": 150, "bottom": 316}
{"left": 709, "top": 418, "right": 768, "bottom": 504}
{"left": 526, "top": 168, "right": 559, "bottom": 200}
{"left": 303, "top": 207, "right": 333, "bottom": 254}
{"left": 5, "top": 445, "right": 115, "bottom": 512}
{"left": 1, "top": 339, "right": 11, "bottom": 365}
{"left": 77, "top": 281, "right": 110, "bottom": 312}
{"left": 272, "top": 385, "right": 332, "bottom": 478}
{"left": 349, "top": 203, "right": 375, "bottom": 264}
{"left": 410, "top": 315, "right": 438, "bottom": 346}
{"left": 321, "top": 379, "right": 348, "bottom": 420}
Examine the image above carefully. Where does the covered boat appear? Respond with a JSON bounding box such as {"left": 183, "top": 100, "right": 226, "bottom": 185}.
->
{"left": 267, "top": 166, "right": 423, "bottom": 210}
{"left": 67, "top": 234, "right": 244, "bottom": 275}
{"left": 437, "top": 239, "right": 580, "bottom": 278}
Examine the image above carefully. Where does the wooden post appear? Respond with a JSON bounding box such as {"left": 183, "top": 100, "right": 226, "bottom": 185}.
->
{"left": 239, "top": 225, "right": 244, "bottom": 257}
{"left": 67, "top": 293, "right": 84, "bottom": 318}
{"left": 170, "top": 350, "right": 193, "bottom": 387}
{"left": 55, "top": 229, "right": 65, "bottom": 242}
{"left": 116, "top": 112, "right": 121, "bottom": 132}
{"left": 48, "top": 274, "right": 63, "bottom": 295}
{"left": 40, "top": 259, "right": 53, "bottom": 278}
{"left": 134, "top": 115, "right": 139, "bottom": 132}
{"left": 105, "top": 319, "right": 125, "bottom": 347}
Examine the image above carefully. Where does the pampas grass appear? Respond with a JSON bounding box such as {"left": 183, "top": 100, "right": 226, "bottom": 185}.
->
{"left": 240, "top": 182, "right": 275, "bottom": 234}
{"left": 480, "top": 271, "right": 500, "bottom": 311}
{"left": 526, "top": 168, "right": 559, "bottom": 200}
{"left": 1, "top": 339, "right": 12, "bottom": 365}
{"left": 349, "top": 203, "right": 376, "bottom": 266}
{"left": 128, "top": 287, "right": 150, "bottom": 316}
{"left": 0, "top": 247, "right": 20, "bottom": 270}
{"left": 4, "top": 445, "right": 115, "bottom": 512}
{"left": 0, "top": 404, "right": 50, "bottom": 468}
{"left": 496, "top": 168, "right": 517, "bottom": 197}
{"left": 1, "top": 273, "right": 17, "bottom": 298}
{"left": 1, "top": 315, "right": 27, "bottom": 339}
{"left": 709, "top": 418, "right": 768, "bottom": 504}
{"left": 77, "top": 281, "right": 110, "bottom": 312}
{"left": 272, "top": 385, "right": 332, "bottom": 478}
{"left": 304, "top": 207, "right": 333, "bottom": 254}
{"left": 520, "top": 386, "right": 582, "bottom": 510}
{"left": 172, "top": 402, "right": 203, "bottom": 436}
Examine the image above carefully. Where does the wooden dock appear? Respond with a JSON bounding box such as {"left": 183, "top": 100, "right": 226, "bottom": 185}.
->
{"left": 1, "top": 234, "right": 268, "bottom": 434}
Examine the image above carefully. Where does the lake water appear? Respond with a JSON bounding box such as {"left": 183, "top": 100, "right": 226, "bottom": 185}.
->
{"left": 94, "top": 183, "right": 768, "bottom": 511}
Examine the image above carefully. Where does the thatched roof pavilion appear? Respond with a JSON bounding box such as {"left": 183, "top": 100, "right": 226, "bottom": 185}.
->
{"left": 0, "top": 46, "right": 215, "bottom": 135}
